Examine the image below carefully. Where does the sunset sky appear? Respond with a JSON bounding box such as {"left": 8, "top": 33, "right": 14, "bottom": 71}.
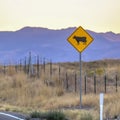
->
{"left": 0, "top": 0, "right": 120, "bottom": 33}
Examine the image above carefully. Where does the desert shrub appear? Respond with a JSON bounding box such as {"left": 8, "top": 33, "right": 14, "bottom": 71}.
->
{"left": 30, "top": 111, "right": 66, "bottom": 120}
{"left": 95, "top": 68, "right": 104, "bottom": 76}
{"left": 46, "top": 111, "right": 66, "bottom": 120}
{"left": 30, "top": 111, "right": 45, "bottom": 118}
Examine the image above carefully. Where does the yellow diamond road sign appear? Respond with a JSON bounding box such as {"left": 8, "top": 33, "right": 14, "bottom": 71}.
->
{"left": 67, "top": 26, "right": 94, "bottom": 53}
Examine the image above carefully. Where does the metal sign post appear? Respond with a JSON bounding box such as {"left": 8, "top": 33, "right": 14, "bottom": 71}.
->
{"left": 67, "top": 26, "right": 94, "bottom": 108}
{"left": 79, "top": 52, "right": 82, "bottom": 108}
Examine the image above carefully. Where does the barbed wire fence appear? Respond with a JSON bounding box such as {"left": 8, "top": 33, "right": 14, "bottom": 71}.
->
{"left": 0, "top": 52, "right": 119, "bottom": 94}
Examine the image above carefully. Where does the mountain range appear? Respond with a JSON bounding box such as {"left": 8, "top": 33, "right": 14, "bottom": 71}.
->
{"left": 0, "top": 27, "right": 120, "bottom": 64}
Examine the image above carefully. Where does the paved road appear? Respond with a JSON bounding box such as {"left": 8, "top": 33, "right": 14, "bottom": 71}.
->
{"left": 0, "top": 112, "right": 26, "bottom": 120}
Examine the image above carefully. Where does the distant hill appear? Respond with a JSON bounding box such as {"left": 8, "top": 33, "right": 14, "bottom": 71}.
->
{"left": 0, "top": 27, "right": 120, "bottom": 63}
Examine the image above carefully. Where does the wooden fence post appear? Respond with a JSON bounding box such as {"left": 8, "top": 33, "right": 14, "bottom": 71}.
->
{"left": 94, "top": 74, "right": 96, "bottom": 94}
{"left": 43, "top": 58, "right": 46, "bottom": 74}
{"left": 4, "top": 64, "right": 6, "bottom": 75}
{"left": 37, "top": 55, "right": 40, "bottom": 78}
{"left": 84, "top": 75, "right": 87, "bottom": 94}
{"left": 24, "top": 57, "right": 27, "bottom": 74}
{"left": 28, "top": 52, "right": 31, "bottom": 76}
{"left": 75, "top": 72, "right": 77, "bottom": 92}
{"left": 43, "top": 57, "right": 46, "bottom": 83}
{"left": 58, "top": 64, "right": 61, "bottom": 85}
{"left": 116, "top": 74, "right": 118, "bottom": 92}
{"left": 104, "top": 74, "right": 107, "bottom": 93}
{"left": 66, "top": 72, "right": 68, "bottom": 91}
{"left": 19, "top": 59, "right": 22, "bottom": 72}
{"left": 50, "top": 59, "right": 52, "bottom": 80}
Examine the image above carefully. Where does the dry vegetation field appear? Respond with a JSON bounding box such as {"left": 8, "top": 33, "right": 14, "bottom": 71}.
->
{"left": 0, "top": 59, "right": 120, "bottom": 120}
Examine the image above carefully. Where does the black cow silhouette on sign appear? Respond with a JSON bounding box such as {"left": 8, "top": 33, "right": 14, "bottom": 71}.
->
{"left": 73, "top": 36, "right": 87, "bottom": 45}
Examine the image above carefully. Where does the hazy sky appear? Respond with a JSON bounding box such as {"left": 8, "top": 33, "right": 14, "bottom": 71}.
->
{"left": 0, "top": 0, "right": 120, "bottom": 33}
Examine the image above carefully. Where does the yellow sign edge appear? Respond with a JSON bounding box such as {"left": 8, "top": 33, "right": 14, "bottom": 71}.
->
{"left": 67, "top": 26, "right": 94, "bottom": 53}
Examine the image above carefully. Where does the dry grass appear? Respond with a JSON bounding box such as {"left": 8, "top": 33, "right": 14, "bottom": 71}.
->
{"left": 0, "top": 72, "right": 120, "bottom": 119}
{"left": 0, "top": 59, "right": 120, "bottom": 119}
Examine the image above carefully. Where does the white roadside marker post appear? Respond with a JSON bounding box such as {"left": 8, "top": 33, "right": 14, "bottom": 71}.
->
{"left": 100, "top": 93, "right": 104, "bottom": 120}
